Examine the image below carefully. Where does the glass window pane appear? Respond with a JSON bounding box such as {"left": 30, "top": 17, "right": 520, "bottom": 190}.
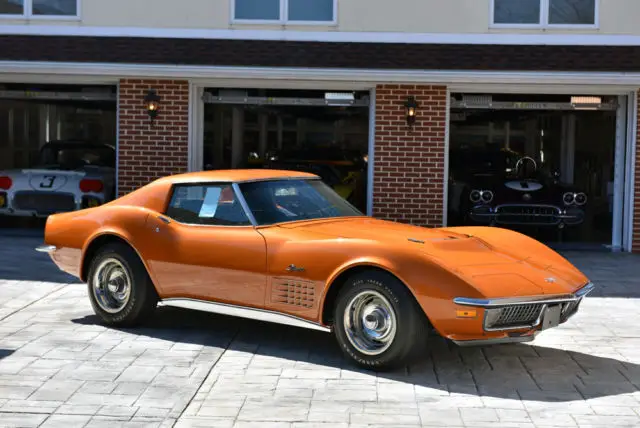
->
{"left": 288, "top": 0, "right": 334, "bottom": 22}
{"left": 32, "top": 0, "right": 77, "bottom": 16}
{"left": 166, "top": 184, "right": 251, "bottom": 226}
{"left": 0, "top": 0, "right": 24, "bottom": 15}
{"left": 235, "top": 0, "right": 280, "bottom": 20}
{"left": 239, "top": 179, "right": 362, "bottom": 226}
{"left": 493, "top": 0, "right": 541, "bottom": 24}
{"left": 549, "top": 0, "right": 595, "bottom": 24}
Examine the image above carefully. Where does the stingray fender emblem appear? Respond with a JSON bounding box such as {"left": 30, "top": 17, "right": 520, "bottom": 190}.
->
{"left": 545, "top": 277, "right": 556, "bottom": 283}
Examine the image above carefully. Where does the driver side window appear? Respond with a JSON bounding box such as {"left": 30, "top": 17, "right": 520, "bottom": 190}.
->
{"left": 165, "top": 183, "right": 252, "bottom": 226}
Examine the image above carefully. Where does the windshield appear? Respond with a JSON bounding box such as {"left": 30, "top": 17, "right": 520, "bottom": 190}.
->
{"left": 39, "top": 145, "right": 115, "bottom": 170}
{"left": 238, "top": 179, "right": 364, "bottom": 225}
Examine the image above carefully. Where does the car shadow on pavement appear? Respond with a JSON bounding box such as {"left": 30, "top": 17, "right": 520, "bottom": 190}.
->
{"left": 0, "top": 349, "right": 15, "bottom": 360}
{"left": 72, "top": 306, "right": 640, "bottom": 403}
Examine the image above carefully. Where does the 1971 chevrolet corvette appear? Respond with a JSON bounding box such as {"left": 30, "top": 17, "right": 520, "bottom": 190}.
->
{"left": 36, "top": 169, "right": 594, "bottom": 369}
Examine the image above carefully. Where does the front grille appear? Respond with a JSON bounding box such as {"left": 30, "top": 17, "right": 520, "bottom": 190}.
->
{"left": 561, "top": 300, "right": 581, "bottom": 321}
{"left": 13, "top": 191, "right": 76, "bottom": 214}
{"left": 495, "top": 205, "right": 560, "bottom": 225}
{"left": 485, "top": 303, "right": 544, "bottom": 330}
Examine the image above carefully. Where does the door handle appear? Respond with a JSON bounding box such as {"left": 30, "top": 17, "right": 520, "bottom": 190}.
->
{"left": 286, "top": 264, "right": 305, "bottom": 272}
{"left": 158, "top": 215, "right": 171, "bottom": 224}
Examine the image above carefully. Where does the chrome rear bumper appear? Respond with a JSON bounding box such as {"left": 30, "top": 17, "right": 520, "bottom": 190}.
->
{"left": 35, "top": 245, "right": 57, "bottom": 253}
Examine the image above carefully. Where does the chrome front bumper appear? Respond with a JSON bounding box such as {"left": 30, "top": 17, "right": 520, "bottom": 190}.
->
{"left": 452, "top": 332, "right": 538, "bottom": 347}
{"left": 469, "top": 204, "right": 585, "bottom": 227}
{"left": 453, "top": 281, "right": 595, "bottom": 332}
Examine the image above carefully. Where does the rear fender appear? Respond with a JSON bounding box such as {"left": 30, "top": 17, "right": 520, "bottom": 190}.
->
{"left": 79, "top": 212, "right": 161, "bottom": 292}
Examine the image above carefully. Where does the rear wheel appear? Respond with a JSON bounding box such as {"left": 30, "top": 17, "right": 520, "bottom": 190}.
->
{"left": 332, "top": 271, "right": 427, "bottom": 370}
{"left": 87, "top": 242, "right": 158, "bottom": 327}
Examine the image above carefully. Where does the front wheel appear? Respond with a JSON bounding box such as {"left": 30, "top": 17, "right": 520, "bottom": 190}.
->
{"left": 87, "top": 242, "right": 158, "bottom": 327}
{"left": 332, "top": 271, "right": 428, "bottom": 370}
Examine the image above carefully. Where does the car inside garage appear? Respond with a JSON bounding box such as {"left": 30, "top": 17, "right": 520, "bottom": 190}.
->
{"left": 0, "top": 83, "right": 117, "bottom": 230}
{"left": 201, "top": 88, "right": 371, "bottom": 214}
{"left": 447, "top": 92, "right": 630, "bottom": 251}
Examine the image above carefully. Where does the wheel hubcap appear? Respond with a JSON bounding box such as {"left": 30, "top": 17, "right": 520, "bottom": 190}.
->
{"left": 92, "top": 258, "right": 131, "bottom": 314}
{"left": 343, "top": 290, "right": 397, "bottom": 356}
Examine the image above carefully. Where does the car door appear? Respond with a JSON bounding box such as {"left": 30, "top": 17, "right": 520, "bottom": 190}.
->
{"left": 141, "top": 182, "right": 267, "bottom": 309}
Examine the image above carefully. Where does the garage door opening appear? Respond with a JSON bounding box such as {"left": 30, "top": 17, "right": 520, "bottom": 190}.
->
{"left": 447, "top": 93, "right": 626, "bottom": 251}
{"left": 201, "top": 88, "right": 371, "bottom": 214}
{"left": 0, "top": 83, "right": 117, "bottom": 231}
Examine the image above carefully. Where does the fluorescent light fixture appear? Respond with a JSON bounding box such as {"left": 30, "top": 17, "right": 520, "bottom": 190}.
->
{"left": 325, "top": 92, "right": 355, "bottom": 101}
{"left": 571, "top": 96, "right": 601, "bottom": 105}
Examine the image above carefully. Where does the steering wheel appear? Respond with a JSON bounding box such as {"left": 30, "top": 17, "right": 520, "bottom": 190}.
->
{"left": 515, "top": 156, "right": 537, "bottom": 176}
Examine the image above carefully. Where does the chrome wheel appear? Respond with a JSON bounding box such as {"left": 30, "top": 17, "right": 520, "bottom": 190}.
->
{"left": 343, "top": 290, "right": 397, "bottom": 356}
{"left": 92, "top": 258, "right": 131, "bottom": 314}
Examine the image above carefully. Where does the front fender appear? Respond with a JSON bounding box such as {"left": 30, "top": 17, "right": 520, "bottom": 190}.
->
{"left": 320, "top": 248, "right": 484, "bottom": 337}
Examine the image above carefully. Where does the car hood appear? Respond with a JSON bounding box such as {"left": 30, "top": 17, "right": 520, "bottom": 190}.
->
{"left": 277, "top": 217, "right": 589, "bottom": 297}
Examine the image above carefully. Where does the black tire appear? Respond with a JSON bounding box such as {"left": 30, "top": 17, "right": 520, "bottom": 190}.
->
{"left": 333, "top": 270, "right": 428, "bottom": 371}
{"left": 86, "top": 242, "right": 158, "bottom": 327}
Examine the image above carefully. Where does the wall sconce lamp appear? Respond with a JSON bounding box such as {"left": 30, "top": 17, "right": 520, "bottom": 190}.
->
{"left": 404, "top": 96, "right": 418, "bottom": 128}
{"left": 144, "top": 89, "right": 161, "bottom": 124}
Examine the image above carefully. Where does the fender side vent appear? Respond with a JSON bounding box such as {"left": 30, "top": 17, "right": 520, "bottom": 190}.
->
{"left": 272, "top": 278, "right": 315, "bottom": 309}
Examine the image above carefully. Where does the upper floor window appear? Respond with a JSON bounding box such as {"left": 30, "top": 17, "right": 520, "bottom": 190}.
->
{"left": 165, "top": 184, "right": 252, "bottom": 226}
{"left": 232, "top": 0, "right": 336, "bottom": 24}
{"left": 0, "top": 0, "right": 79, "bottom": 18}
{"left": 492, "top": 0, "right": 597, "bottom": 27}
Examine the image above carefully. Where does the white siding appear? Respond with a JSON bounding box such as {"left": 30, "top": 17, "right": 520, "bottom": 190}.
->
{"left": 3, "top": 0, "right": 640, "bottom": 36}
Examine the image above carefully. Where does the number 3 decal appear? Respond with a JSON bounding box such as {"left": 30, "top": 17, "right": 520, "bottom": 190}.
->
{"left": 39, "top": 176, "right": 56, "bottom": 188}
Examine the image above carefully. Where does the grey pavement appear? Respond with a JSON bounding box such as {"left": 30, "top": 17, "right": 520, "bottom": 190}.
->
{"left": 0, "top": 234, "right": 639, "bottom": 427}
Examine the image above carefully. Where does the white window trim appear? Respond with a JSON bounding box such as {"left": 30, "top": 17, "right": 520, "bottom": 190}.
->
{"left": 0, "top": 0, "right": 81, "bottom": 20}
{"left": 230, "top": 0, "right": 337, "bottom": 26}
{"left": 490, "top": 0, "right": 599, "bottom": 29}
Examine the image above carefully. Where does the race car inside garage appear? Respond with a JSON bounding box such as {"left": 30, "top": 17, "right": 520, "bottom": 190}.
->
{"left": 447, "top": 93, "right": 624, "bottom": 251}
{"left": 201, "top": 88, "right": 371, "bottom": 213}
{"left": 0, "top": 83, "right": 117, "bottom": 230}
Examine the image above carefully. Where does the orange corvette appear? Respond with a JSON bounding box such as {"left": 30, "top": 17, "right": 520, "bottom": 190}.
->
{"left": 37, "top": 169, "right": 594, "bottom": 369}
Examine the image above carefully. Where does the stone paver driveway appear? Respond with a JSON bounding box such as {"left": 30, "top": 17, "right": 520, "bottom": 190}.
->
{"left": 1, "top": 234, "right": 639, "bottom": 427}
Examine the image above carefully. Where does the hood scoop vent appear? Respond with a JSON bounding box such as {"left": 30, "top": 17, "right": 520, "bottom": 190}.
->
{"left": 408, "top": 235, "right": 461, "bottom": 244}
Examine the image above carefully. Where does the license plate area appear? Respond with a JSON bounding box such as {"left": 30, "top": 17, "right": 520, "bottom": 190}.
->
{"left": 541, "top": 304, "right": 562, "bottom": 330}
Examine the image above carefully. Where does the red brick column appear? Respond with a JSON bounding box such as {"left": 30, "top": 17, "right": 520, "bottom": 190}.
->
{"left": 117, "top": 79, "right": 189, "bottom": 196}
{"left": 372, "top": 84, "right": 447, "bottom": 227}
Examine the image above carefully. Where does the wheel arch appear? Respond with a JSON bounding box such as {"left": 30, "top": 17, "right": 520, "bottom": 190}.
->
{"left": 320, "top": 262, "right": 430, "bottom": 328}
{"left": 80, "top": 231, "right": 153, "bottom": 287}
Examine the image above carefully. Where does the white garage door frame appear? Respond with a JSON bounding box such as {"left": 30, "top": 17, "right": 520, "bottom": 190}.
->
{"left": 447, "top": 83, "right": 638, "bottom": 253}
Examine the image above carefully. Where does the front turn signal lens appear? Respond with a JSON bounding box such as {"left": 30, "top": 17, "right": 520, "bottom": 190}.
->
{"left": 456, "top": 309, "right": 477, "bottom": 318}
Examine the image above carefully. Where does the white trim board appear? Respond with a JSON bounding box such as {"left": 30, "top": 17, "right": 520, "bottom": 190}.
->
{"left": 5, "top": 24, "right": 640, "bottom": 46}
{"left": 4, "top": 62, "right": 640, "bottom": 87}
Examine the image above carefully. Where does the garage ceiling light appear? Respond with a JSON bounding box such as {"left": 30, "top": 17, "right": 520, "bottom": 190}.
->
{"left": 325, "top": 92, "right": 355, "bottom": 106}
{"left": 571, "top": 96, "right": 601, "bottom": 105}
{"left": 325, "top": 92, "right": 355, "bottom": 101}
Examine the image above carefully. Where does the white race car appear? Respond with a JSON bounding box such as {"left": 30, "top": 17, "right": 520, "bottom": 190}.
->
{"left": 0, "top": 140, "right": 116, "bottom": 218}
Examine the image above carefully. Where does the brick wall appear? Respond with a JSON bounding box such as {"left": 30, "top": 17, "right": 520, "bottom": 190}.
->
{"left": 118, "top": 79, "right": 189, "bottom": 196}
{"left": 372, "top": 84, "right": 447, "bottom": 227}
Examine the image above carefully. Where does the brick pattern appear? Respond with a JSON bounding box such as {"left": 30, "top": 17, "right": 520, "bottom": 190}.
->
{"left": 372, "top": 85, "right": 447, "bottom": 227}
{"left": 118, "top": 79, "right": 189, "bottom": 196}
